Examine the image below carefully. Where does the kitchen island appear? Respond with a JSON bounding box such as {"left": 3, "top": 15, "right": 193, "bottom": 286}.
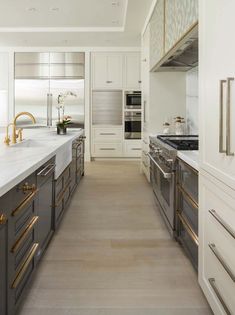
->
{"left": 0, "top": 128, "right": 85, "bottom": 315}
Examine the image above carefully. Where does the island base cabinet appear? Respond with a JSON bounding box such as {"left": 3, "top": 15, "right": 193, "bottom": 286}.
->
{"left": 0, "top": 223, "right": 7, "bottom": 315}
{"left": 199, "top": 172, "right": 235, "bottom": 315}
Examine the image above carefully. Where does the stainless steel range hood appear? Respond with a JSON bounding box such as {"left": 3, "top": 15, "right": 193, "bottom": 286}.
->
{"left": 152, "top": 24, "right": 198, "bottom": 72}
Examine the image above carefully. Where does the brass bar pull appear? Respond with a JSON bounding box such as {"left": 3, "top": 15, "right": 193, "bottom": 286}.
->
{"left": 226, "top": 77, "right": 234, "bottom": 156}
{"left": 177, "top": 185, "right": 198, "bottom": 209}
{"left": 177, "top": 212, "right": 199, "bottom": 246}
{"left": 209, "top": 244, "right": 235, "bottom": 282}
{"left": 11, "top": 243, "right": 39, "bottom": 289}
{"left": 11, "top": 216, "right": 39, "bottom": 253}
{"left": 219, "top": 79, "right": 226, "bottom": 153}
{"left": 12, "top": 189, "right": 38, "bottom": 217}
{"left": 209, "top": 209, "right": 235, "bottom": 240}
{"left": 37, "top": 164, "right": 55, "bottom": 177}
{"left": 208, "top": 278, "right": 231, "bottom": 315}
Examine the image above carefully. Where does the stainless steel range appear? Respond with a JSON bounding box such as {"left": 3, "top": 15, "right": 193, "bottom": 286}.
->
{"left": 148, "top": 135, "right": 198, "bottom": 236}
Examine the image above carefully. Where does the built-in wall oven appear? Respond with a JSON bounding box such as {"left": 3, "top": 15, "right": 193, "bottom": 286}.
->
{"left": 125, "top": 91, "right": 141, "bottom": 109}
{"left": 125, "top": 111, "right": 141, "bottom": 139}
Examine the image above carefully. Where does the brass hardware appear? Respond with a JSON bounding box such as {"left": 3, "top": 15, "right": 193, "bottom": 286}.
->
{"left": 17, "top": 128, "right": 23, "bottom": 142}
{"left": 4, "top": 123, "right": 14, "bottom": 146}
{"left": 37, "top": 164, "right": 55, "bottom": 177}
{"left": 12, "top": 112, "right": 36, "bottom": 144}
{"left": 209, "top": 243, "right": 235, "bottom": 282}
{"left": 11, "top": 216, "right": 39, "bottom": 253}
{"left": 209, "top": 209, "right": 235, "bottom": 240}
{"left": 0, "top": 214, "right": 7, "bottom": 225}
{"left": 177, "top": 212, "right": 199, "bottom": 246}
{"left": 219, "top": 79, "right": 227, "bottom": 153}
{"left": 226, "top": 78, "right": 234, "bottom": 156}
{"left": 12, "top": 188, "right": 38, "bottom": 217}
{"left": 22, "top": 183, "right": 37, "bottom": 194}
{"left": 11, "top": 243, "right": 39, "bottom": 289}
{"left": 208, "top": 278, "right": 231, "bottom": 315}
{"left": 177, "top": 185, "right": 198, "bottom": 209}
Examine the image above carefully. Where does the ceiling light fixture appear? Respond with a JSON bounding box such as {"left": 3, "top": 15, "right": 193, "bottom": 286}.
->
{"left": 112, "top": 20, "right": 119, "bottom": 24}
{"left": 50, "top": 7, "right": 60, "bottom": 12}
{"left": 111, "top": 1, "right": 120, "bottom": 6}
{"left": 27, "top": 7, "right": 37, "bottom": 12}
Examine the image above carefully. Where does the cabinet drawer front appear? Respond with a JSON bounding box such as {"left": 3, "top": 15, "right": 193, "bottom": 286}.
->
{"left": 124, "top": 142, "right": 142, "bottom": 157}
{"left": 93, "top": 143, "right": 123, "bottom": 157}
{"left": 93, "top": 127, "right": 123, "bottom": 142}
{"left": 204, "top": 242, "right": 235, "bottom": 314}
{"left": 178, "top": 159, "right": 198, "bottom": 204}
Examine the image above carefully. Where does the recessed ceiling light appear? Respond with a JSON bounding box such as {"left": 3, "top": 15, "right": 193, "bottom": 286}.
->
{"left": 27, "top": 7, "right": 37, "bottom": 12}
{"left": 50, "top": 7, "right": 60, "bottom": 12}
{"left": 111, "top": 1, "right": 120, "bottom": 6}
{"left": 62, "top": 39, "right": 68, "bottom": 44}
{"left": 112, "top": 20, "right": 119, "bottom": 24}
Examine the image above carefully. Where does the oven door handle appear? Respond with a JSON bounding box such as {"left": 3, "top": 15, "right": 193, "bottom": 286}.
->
{"left": 147, "top": 153, "right": 172, "bottom": 179}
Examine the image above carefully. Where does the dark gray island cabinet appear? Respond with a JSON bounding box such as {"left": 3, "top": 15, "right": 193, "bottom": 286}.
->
{"left": 0, "top": 135, "right": 85, "bottom": 315}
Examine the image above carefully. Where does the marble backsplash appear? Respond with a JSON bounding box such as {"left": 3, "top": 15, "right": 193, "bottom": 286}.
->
{"left": 186, "top": 67, "right": 198, "bottom": 135}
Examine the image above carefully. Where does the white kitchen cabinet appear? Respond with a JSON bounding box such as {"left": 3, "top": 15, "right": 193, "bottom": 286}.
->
{"left": 149, "top": 0, "right": 165, "bottom": 70}
{"left": 199, "top": 171, "right": 235, "bottom": 315}
{"left": 92, "top": 53, "right": 123, "bottom": 89}
{"left": 124, "top": 140, "right": 142, "bottom": 158}
{"left": 124, "top": 53, "right": 141, "bottom": 90}
{"left": 199, "top": 0, "right": 235, "bottom": 190}
{"left": 165, "top": 0, "right": 198, "bottom": 53}
{"left": 92, "top": 126, "right": 123, "bottom": 143}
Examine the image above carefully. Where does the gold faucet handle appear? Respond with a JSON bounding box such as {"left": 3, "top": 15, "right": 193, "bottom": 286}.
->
{"left": 17, "top": 128, "right": 23, "bottom": 142}
{"left": 4, "top": 136, "right": 10, "bottom": 146}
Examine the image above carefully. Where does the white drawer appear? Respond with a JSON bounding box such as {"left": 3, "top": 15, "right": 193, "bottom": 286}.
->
{"left": 199, "top": 174, "right": 235, "bottom": 315}
{"left": 204, "top": 242, "right": 235, "bottom": 315}
{"left": 93, "top": 127, "right": 123, "bottom": 143}
{"left": 92, "top": 143, "right": 123, "bottom": 157}
{"left": 124, "top": 141, "right": 142, "bottom": 157}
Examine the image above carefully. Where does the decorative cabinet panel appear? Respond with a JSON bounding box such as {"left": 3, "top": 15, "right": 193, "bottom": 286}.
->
{"left": 124, "top": 53, "right": 141, "bottom": 90}
{"left": 165, "top": 0, "right": 198, "bottom": 53}
{"left": 149, "top": 0, "right": 165, "bottom": 70}
{"left": 92, "top": 53, "right": 123, "bottom": 89}
{"left": 199, "top": 0, "right": 235, "bottom": 190}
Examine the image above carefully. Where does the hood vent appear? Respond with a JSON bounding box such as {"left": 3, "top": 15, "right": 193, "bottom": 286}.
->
{"left": 152, "top": 25, "right": 198, "bottom": 72}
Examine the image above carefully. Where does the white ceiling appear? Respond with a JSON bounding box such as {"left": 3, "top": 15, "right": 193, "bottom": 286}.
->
{"left": 0, "top": 0, "right": 153, "bottom": 47}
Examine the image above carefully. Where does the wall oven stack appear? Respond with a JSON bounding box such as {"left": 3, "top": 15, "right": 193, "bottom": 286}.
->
{"left": 124, "top": 90, "right": 142, "bottom": 140}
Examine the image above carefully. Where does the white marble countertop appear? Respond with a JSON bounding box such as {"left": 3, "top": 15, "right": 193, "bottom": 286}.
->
{"left": 0, "top": 128, "right": 84, "bottom": 197}
{"left": 177, "top": 150, "right": 199, "bottom": 171}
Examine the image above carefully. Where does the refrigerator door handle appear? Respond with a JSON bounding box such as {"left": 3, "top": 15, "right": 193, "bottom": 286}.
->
{"left": 47, "top": 93, "right": 53, "bottom": 126}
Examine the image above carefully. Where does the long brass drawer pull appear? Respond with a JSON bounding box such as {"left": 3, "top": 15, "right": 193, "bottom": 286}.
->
{"left": 209, "top": 209, "right": 235, "bottom": 240}
{"left": 11, "top": 216, "right": 39, "bottom": 253}
{"left": 208, "top": 278, "right": 231, "bottom": 315}
{"left": 209, "top": 243, "right": 235, "bottom": 282}
{"left": 177, "top": 185, "right": 198, "bottom": 209}
{"left": 37, "top": 163, "right": 55, "bottom": 177}
{"left": 11, "top": 243, "right": 39, "bottom": 289}
{"left": 12, "top": 189, "right": 38, "bottom": 217}
{"left": 177, "top": 212, "right": 199, "bottom": 246}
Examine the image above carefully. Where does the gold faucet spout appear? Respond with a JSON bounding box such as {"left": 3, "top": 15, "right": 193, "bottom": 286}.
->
{"left": 13, "top": 112, "right": 36, "bottom": 125}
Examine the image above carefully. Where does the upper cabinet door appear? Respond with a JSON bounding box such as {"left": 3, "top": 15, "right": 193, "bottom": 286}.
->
{"left": 92, "top": 53, "right": 123, "bottom": 89}
{"left": 149, "top": 0, "right": 165, "bottom": 70}
{"left": 124, "top": 53, "right": 141, "bottom": 90}
{"left": 106, "top": 54, "right": 123, "bottom": 89}
{"left": 165, "top": 0, "right": 198, "bottom": 53}
{"left": 92, "top": 53, "right": 108, "bottom": 89}
{"left": 199, "top": 0, "right": 235, "bottom": 190}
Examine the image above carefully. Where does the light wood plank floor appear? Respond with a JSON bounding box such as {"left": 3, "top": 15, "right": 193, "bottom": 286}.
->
{"left": 19, "top": 161, "right": 212, "bottom": 315}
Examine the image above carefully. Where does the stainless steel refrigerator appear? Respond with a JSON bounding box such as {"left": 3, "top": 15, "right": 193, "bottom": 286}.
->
{"left": 14, "top": 52, "right": 85, "bottom": 128}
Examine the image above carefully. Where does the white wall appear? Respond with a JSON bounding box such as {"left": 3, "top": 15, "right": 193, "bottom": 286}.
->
{"left": 148, "top": 72, "right": 186, "bottom": 135}
{"left": 186, "top": 67, "right": 199, "bottom": 135}
{"left": 0, "top": 53, "right": 9, "bottom": 126}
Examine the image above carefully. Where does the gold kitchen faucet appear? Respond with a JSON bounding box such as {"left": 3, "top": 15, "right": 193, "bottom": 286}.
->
{"left": 4, "top": 112, "right": 36, "bottom": 145}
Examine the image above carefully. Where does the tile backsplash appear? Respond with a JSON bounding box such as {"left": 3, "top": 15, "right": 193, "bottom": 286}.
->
{"left": 186, "top": 67, "right": 198, "bottom": 135}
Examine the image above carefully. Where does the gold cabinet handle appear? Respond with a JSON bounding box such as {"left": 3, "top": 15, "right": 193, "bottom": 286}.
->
{"left": 21, "top": 182, "right": 37, "bottom": 194}
{"left": 11, "top": 243, "right": 39, "bottom": 289}
{"left": 0, "top": 214, "right": 7, "bottom": 225}
{"left": 226, "top": 77, "right": 234, "bottom": 156}
{"left": 12, "top": 188, "right": 38, "bottom": 217}
{"left": 208, "top": 278, "right": 231, "bottom": 315}
{"left": 219, "top": 79, "right": 227, "bottom": 153}
{"left": 11, "top": 216, "right": 39, "bottom": 253}
{"left": 177, "top": 212, "right": 199, "bottom": 246}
